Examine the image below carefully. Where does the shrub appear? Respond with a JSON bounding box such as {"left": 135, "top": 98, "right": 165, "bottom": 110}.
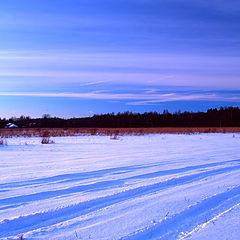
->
{"left": 40, "top": 131, "right": 54, "bottom": 144}
{"left": 0, "top": 138, "right": 7, "bottom": 145}
{"left": 110, "top": 130, "right": 120, "bottom": 140}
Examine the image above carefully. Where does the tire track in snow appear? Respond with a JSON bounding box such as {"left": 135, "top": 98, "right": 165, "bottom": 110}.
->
{"left": 0, "top": 165, "right": 240, "bottom": 238}
{"left": 0, "top": 164, "right": 157, "bottom": 189}
{"left": 120, "top": 186, "right": 240, "bottom": 240}
{"left": 179, "top": 202, "right": 240, "bottom": 240}
{"left": 1, "top": 159, "right": 239, "bottom": 189}
{"left": 1, "top": 160, "right": 240, "bottom": 210}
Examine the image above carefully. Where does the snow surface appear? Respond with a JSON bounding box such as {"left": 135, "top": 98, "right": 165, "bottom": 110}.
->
{"left": 0, "top": 134, "right": 240, "bottom": 240}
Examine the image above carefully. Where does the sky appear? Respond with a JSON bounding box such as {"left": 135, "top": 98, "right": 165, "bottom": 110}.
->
{"left": 1, "top": 0, "right": 240, "bottom": 118}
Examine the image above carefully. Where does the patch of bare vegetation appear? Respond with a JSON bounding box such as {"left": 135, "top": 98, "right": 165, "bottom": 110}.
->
{"left": 0, "top": 138, "right": 7, "bottom": 145}
{"left": 110, "top": 130, "right": 120, "bottom": 140}
{"left": 0, "top": 127, "right": 240, "bottom": 138}
{"left": 40, "top": 131, "right": 55, "bottom": 144}
{"left": 17, "top": 234, "right": 24, "bottom": 240}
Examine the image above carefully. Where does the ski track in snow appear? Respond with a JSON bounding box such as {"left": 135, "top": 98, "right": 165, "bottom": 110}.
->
{"left": 0, "top": 134, "right": 240, "bottom": 240}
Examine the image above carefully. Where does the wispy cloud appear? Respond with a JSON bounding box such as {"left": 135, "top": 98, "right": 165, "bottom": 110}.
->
{"left": 1, "top": 51, "right": 240, "bottom": 68}
{"left": 0, "top": 91, "right": 174, "bottom": 100}
{"left": 0, "top": 91, "right": 239, "bottom": 104}
{"left": 1, "top": 51, "right": 240, "bottom": 89}
{"left": 127, "top": 95, "right": 240, "bottom": 105}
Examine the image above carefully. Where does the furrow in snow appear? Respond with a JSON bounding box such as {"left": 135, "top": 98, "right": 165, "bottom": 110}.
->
{"left": 120, "top": 186, "right": 240, "bottom": 240}
{"left": 0, "top": 165, "right": 240, "bottom": 238}
{"left": 1, "top": 161, "right": 240, "bottom": 210}
{"left": 1, "top": 158, "right": 239, "bottom": 190}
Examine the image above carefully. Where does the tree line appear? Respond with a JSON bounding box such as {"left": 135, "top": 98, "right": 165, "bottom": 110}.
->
{"left": 0, "top": 107, "right": 240, "bottom": 128}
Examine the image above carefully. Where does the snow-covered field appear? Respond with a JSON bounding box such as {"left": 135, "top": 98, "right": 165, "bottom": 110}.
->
{"left": 0, "top": 134, "right": 240, "bottom": 240}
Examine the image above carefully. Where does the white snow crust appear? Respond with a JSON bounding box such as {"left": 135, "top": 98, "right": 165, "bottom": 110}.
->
{"left": 0, "top": 134, "right": 240, "bottom": 240}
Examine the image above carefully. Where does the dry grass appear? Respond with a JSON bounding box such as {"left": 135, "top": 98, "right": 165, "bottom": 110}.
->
{"left": 41, "top": 137, "right": 54, "bottom": 144}
{"left": 0, "top": 127, "right": 240, "bottom": 138}
{"left": 40, "top": 131, "right": 55, "bottom": 144}
{"left": 0, "top": 138, "right": 7, "bottom": 145}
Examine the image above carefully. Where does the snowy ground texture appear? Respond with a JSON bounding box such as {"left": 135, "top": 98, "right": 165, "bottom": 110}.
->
{"left": 0, "top": 134, "right": 240, "bottom": 240}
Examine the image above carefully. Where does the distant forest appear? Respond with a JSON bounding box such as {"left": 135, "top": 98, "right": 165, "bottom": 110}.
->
{"left": 1, "top": 107, "right": 240, "bottom": 128}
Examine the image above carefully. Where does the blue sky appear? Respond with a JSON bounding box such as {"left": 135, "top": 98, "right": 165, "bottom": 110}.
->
{"left": 1, "top": 0, "right": 240, "bottom": 118}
